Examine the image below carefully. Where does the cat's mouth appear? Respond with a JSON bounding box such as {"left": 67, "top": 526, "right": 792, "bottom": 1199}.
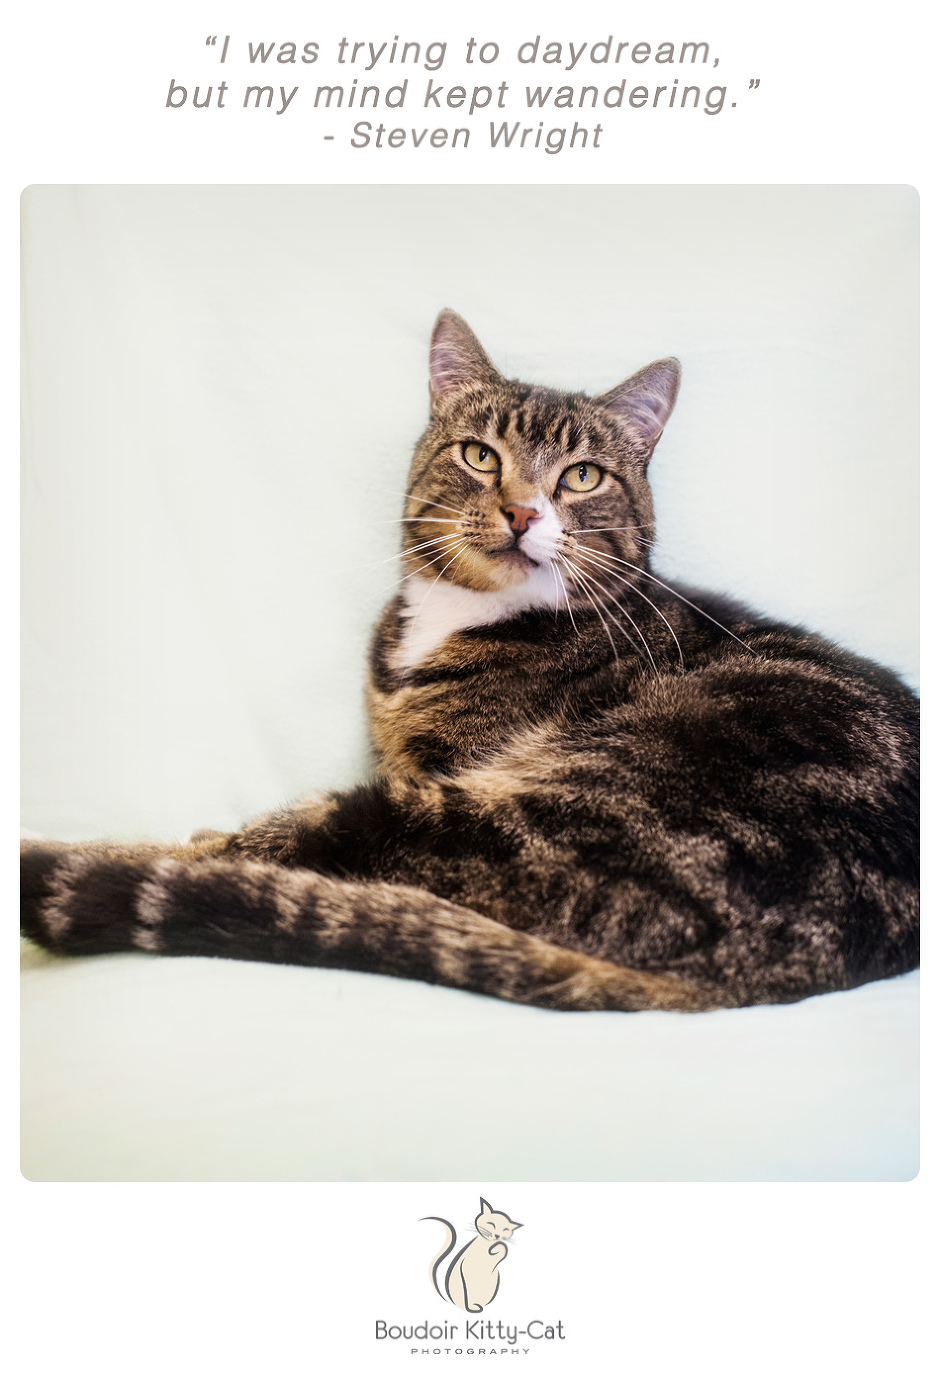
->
{"left": 487, "top": 543, "right": 541, "bottom": 571}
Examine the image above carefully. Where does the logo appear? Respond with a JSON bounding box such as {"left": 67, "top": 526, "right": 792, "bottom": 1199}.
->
{"left": 372, "top": 1198, "right": 566, "bottom": 1354}
{"left": 422, "top": 1197, "right": 523, "bottom": 1312}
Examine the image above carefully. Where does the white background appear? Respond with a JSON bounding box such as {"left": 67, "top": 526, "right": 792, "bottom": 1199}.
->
{"left": 8, "top": 2, "right": 934, "bottom": 1372}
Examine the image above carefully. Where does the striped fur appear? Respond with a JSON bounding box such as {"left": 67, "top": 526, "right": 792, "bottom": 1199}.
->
{"left": 20, "top": 312, "right": 919, "bottom": 1012}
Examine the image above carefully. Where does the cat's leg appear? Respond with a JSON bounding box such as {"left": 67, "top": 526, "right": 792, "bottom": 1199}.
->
{"left": 211, "top": 774, "right": 919, "bottom": 1009}
{"left": 449, "top": 1253, "right": 476, "bottom": 1311}
{"left": 20, "top": 844, "right": 708, "bottom": 1011}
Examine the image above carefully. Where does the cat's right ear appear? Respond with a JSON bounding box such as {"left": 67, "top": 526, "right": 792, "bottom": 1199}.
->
{"left": 429, "top": 311, "right": 502, "bottom": 416}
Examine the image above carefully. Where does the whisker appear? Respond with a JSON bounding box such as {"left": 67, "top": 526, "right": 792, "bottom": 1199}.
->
{"left": 569, "top": 542, "right": 757, "bottom": 656}
{"left": 546, "top": 560, "right": 562, "bottom": 622}
{"left": 575, "top": 523, "right": 657, "bottom": 533}
{"left": 376, "top": 536, "right": 466, "bottom": 595}
{"left": 398, "top": 533, "right": 469, "bottom": 559}
{"left": 407, "top": 538, "right": 470, "bottom": 607}
{"left": 369, "top": 533, "right": 465, "bottom": 571}
{"left": 563, "top": 553, "right": 659, "bottom": 674}
{"left": 398, "top": 539, "right": 472, "bottom": 675}
{"left": 366, "top": 517, "right": 464, "bottom": 527}
{"left": 567, "top": 560, "right": 643, "bottom": 668}
{"left": 369, "top": 485, "right": 469, "bottom": 520}
{"left": 400, "top": 537, "right": 466, "bottom": 574}
{"left": 557, "top": 553, "right": 620, "bottom": 664}
{"left": 569, "top": 544, "right": 684, "bottom": 670}
{"left": 576, "top": 525, "right": 655, "bottom": 553}
{"left": 570, "top": 557, "right": 661, "bottom": 676}
{"left": 580, "top": 587, "right": 657, "bottom": 672}
{"left": 551, "top": 557, "right": 580, "bottom": 635}
{"left": 407, "top": 493, "right": 468, "bottom": 519}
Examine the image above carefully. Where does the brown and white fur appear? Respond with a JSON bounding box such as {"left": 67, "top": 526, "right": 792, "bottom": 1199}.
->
{"left": 20, "top": 311, "right": 919, "bottom": 1013}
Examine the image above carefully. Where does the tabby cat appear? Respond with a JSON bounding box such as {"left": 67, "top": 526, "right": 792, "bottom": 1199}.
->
{"left": 20, "top": 311, "right": 919, "bottom": 1012}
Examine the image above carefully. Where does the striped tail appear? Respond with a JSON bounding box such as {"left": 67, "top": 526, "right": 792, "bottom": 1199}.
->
{"left": 423, "top": 1217, "right": 457, "bottom": 1302}
{"left": 20, "top": 841, "right": 712, "bottom": 1012}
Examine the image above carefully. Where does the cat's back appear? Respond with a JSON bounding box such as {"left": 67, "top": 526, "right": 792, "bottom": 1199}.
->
{"left": 594, "top": 617, "right": 918, "bottom": 770}
{"left": 369, "top": 587, "right": 917, "bottom": 806}
{"left": 531, "top": 618, "right": 917, "bottom": 845}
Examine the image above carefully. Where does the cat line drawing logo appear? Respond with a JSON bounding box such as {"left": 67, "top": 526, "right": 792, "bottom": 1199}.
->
{"left": 372, "top": 1199, "right": 565, "bottom": 1353}
{"left": 423, "top": 1198, "right": 523, "bottom": 1311}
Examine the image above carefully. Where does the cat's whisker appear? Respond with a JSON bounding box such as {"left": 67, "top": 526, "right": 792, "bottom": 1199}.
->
{"left": 369, "top": 533, "right": 465, "bottom": 571}
{"left": 549, "top": 557, "right": 580, "bottom": 635}
{"left": 556, "top": 553, "right": 600, "bottom": 630}
{"left": 398, "top": 532, "right": 470, "bottom": 559}
{"left": 402, "top": 538, "right": 471, "bottom": 625}
{"left": 575, "top": 523, "right": 657, "bottom": 533}
{"left": 563, "top": 549, "right": 658, "bottom": 670}
{"left": 576, "top": 559, "right": 666, "bottom": 675}
{"left": 376, "top": 536, "right": 466, "bottom": 596}
{"left": 563, "top": 553, "right": 661, "bottom": 675}
{"left": 370, "top": 485, "right": 469, "bottom": 521}
{"left": 546, "top": 559, "right": 563, "bottom": 623}
{"left": 570, "top": 543, "right": 685, "bottom": 670}
{"left": 583, "top": 590, "right": 659, "bottom": 675}
{"left": 367, "top": 517, "right": 465, "bottom": 527}
{"left": 426, "top": 540, "right": 473, "bottom": 586}
{"left": 407, "top": 492, "right": 469, "bottom": 519}
{"left": 399, "top": 539, "right": 466, "bottom": 580}
{"left": 594, "top": 586, "right": 661, "bottom": 677}
{"left": 378, "top": 545, "right": 466, "bottom": 589}
{"left": 395, "top": 539, "right": 473, "bottom": 687}
{"left": 557, "top": 552, "right": 621, "bottom": 664}
{"left": 574, "top": 526, "right": 655, "bottom": 553}
{"left": 571, "top": 542, "right": 758, "bottom": 656}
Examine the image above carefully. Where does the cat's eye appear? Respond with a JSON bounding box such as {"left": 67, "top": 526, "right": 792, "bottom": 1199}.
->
{"left": 560, "top": 462, "right": 603, "bottom": 492}
{"left": 463, "top": 442, "right": 499, "bottom": 474}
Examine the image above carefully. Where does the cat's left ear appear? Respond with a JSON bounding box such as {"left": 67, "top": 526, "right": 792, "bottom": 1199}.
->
{"left": 594, "top": 358, "right": 681, "bottom": 462}
{"left": 429, "top": 311, "right": 503, "bottom": 416}
{"left": 479, "top": 1197, "right": 494, "bottom": 1216}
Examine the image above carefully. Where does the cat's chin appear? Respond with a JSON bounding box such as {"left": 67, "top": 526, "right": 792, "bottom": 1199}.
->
{"left": 483, "top": 547, "right": 541, "bottom": 585}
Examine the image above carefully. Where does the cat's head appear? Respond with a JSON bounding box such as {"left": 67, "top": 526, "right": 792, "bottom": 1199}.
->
{"left": 401, "top": 311, "right": 680, "bottom": 609}
{"left": 475, "top": 1197, "right": 522, "bottom": 1243}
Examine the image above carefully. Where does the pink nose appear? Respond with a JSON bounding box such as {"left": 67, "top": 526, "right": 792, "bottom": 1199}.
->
{"left": 502, "top": 505, "right": 541, "bottom": 534}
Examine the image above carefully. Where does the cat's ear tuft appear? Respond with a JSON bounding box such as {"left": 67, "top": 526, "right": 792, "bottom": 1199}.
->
{"left": 429, "top": 311, "right": 502, "bottom": 415}
{"left": 595, "top": 358, "right": 681, "bottom": 459}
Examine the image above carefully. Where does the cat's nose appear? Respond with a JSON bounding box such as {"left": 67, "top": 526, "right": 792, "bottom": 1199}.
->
{"left": 501, "top": 505, "right": 542, "bottom": 534}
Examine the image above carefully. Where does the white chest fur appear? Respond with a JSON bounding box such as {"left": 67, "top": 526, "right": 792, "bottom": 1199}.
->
{"left": 394, "top": 566, "right": 563, "bottom": 672}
